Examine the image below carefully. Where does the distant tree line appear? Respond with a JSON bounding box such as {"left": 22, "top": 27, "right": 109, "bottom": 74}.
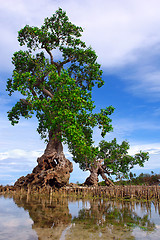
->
{"left": 111, "top": 172, "right": 160, "bottom": 186}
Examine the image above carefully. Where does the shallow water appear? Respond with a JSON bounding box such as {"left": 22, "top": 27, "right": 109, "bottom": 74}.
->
{"left": 0, "top": 193, "right": 160, "bottom": 240}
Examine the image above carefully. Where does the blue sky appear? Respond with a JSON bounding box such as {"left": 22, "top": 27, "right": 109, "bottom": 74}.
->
{"left": 1, "top": 0, "right": 160, "bottom": 185}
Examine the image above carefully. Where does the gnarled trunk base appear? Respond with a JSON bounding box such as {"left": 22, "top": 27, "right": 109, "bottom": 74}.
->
{"left": 84, "top": 161, "right": 114, "bottom": 187}
{"left": 84, "top": 171, "right": 99, "bottom": 186}
{"left": 14, "top": 134, "right": 73, "bottom": 189}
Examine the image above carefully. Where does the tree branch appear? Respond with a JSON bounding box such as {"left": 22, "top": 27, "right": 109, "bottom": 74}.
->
{"left": 85, "top": 167, "right": 91, "bottom": 171}
{"left": 60, "top": 56, "right": 75, "bottom": 67}
{"left": 33, "top": 75, "right": 46, "bottom": 88}
{"left": 98, "top": 159, "right": 104, "bottom": 163}
{"left": 20, "top": 99, "right": 32, "bottom": 107}
{"left": 45, "top": 48, "right": 59, "bottom": 67}
{"left": 20, "top": 99, "right": 29, "bottom": 105}
{"left": 101, "top": 165, "right": 112, "bottom": 175}
{"left": 57, "top": 57, "right": 75, "bottom": 76}
{"left": 42, "top": 86, "right": 53, "bottom": 98}
{"left": 29, "top": 87, "right": 37, "bottom": 97}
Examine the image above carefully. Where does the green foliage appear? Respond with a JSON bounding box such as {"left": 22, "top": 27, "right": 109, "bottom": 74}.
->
{"left": 74, "top": 137, "right": 149, "bottom": 178}
{"left": 132, "top": 173, "right": 160, "bottom": 185}
{"left": 115, "top": 172, "right": 160, "bottom": 185}
{"left": 7, "top": 8, "right": 114, "bottom": 161}
{"left": 97, "top": 138, "right": 149, "bottom": 179}
{"left": 98, "top": 181, "right": 107, "bottom": 186}
{"left": 72, "top": 202, "right": 155, "bottom": 233}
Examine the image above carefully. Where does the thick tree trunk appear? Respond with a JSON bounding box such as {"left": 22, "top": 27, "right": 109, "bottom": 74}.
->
{"left": 98, "top": 167, "right": 114, "bottom": 186}
{"left": 84, "top": 160, "right": 114, "bottom": 186}
{"left": 84, "top": 168, "right": 99, "bottom": 186}
{"left": 14, "top": 131, "right": 73, "bottom": 188}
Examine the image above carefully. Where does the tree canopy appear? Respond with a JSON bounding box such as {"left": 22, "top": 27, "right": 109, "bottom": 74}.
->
{"left": 83, "top": 138, "right": 149, "bottom": 186}
{"left": 7, "top": 8, "right": 114, "bottom": 161}
{"left": 98, "top": 138, "right": 149, "bottom": 180}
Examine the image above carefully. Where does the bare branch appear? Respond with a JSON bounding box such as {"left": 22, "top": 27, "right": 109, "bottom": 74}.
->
{"left": 42, "top": 86, "right": 53, "bottom": 98}
{"left": 45, "top": 48, "right": 59, "bottom": 67}
{"left": 29, "top": 87, "right": 37, "bottom": 97}
{"left": 20, "top": 99, "right": 29, "bottom": 105}
{"left": 32, "top": 76, "right": 54, "bottom": 98}
{"left": 20, "top": 99, "right": 33, "bottom": 108}
{"left": 60, "top": 56, "right": 75, "bottom": 67}
{"left": 85, "top": 167, "right": 90, "bottom": 171}
{"left": 33, "top": 76, "right": 46, "bottom": 88}
{"left": 98, "top": 159, "right": 104, "bottom": 163}
{"left": 101, "top": 166, "right": 112, "bottom": 176}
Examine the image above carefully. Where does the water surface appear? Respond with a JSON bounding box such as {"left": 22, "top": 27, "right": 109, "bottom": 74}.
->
{"left": 0, "top": 193, "right": 160, "bottom": 240}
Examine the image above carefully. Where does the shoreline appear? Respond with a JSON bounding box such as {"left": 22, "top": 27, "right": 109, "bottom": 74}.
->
{"left": 1, "top": 184, "right": 160, "bottom": 201}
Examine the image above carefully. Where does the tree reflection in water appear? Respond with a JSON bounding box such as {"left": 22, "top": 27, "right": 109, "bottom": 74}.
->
{"left": 11, "top": 193, "right": 157, "bottom": 240}
{"left": 70, "top": 200, "right": 155, "bottom": 239}
{"left": 13, "top": 194, "right": 72, "bottom": 240}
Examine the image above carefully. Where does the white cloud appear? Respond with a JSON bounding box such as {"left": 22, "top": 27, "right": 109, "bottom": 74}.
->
{"left": 93, "top": 123, "right": 160, "bottom": 173}
{"left": 124, "top": 67, "right": 160, "bottom": 101}
{"left": 1, "top": 0, "right": 160, "bottom": 70}
{"left": 127, "top": 143, "right": 160, "bottom": 171}
{"left": 0, "top": 149, "right": 43, "bottom": 161}
{"left": 0, "top": 174, "right": 13, "bottom": 178}
{"left": 93, "top": 117, "right": 160, "bottom": 145}
{"left": 133, "top": 154, "right": 160, "bottom": 171}
{"left": 128, "top": 143, "right": 160, "bottom": 155}
{"left": 2, "top": 0, "right": 160, "bottom": 102}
